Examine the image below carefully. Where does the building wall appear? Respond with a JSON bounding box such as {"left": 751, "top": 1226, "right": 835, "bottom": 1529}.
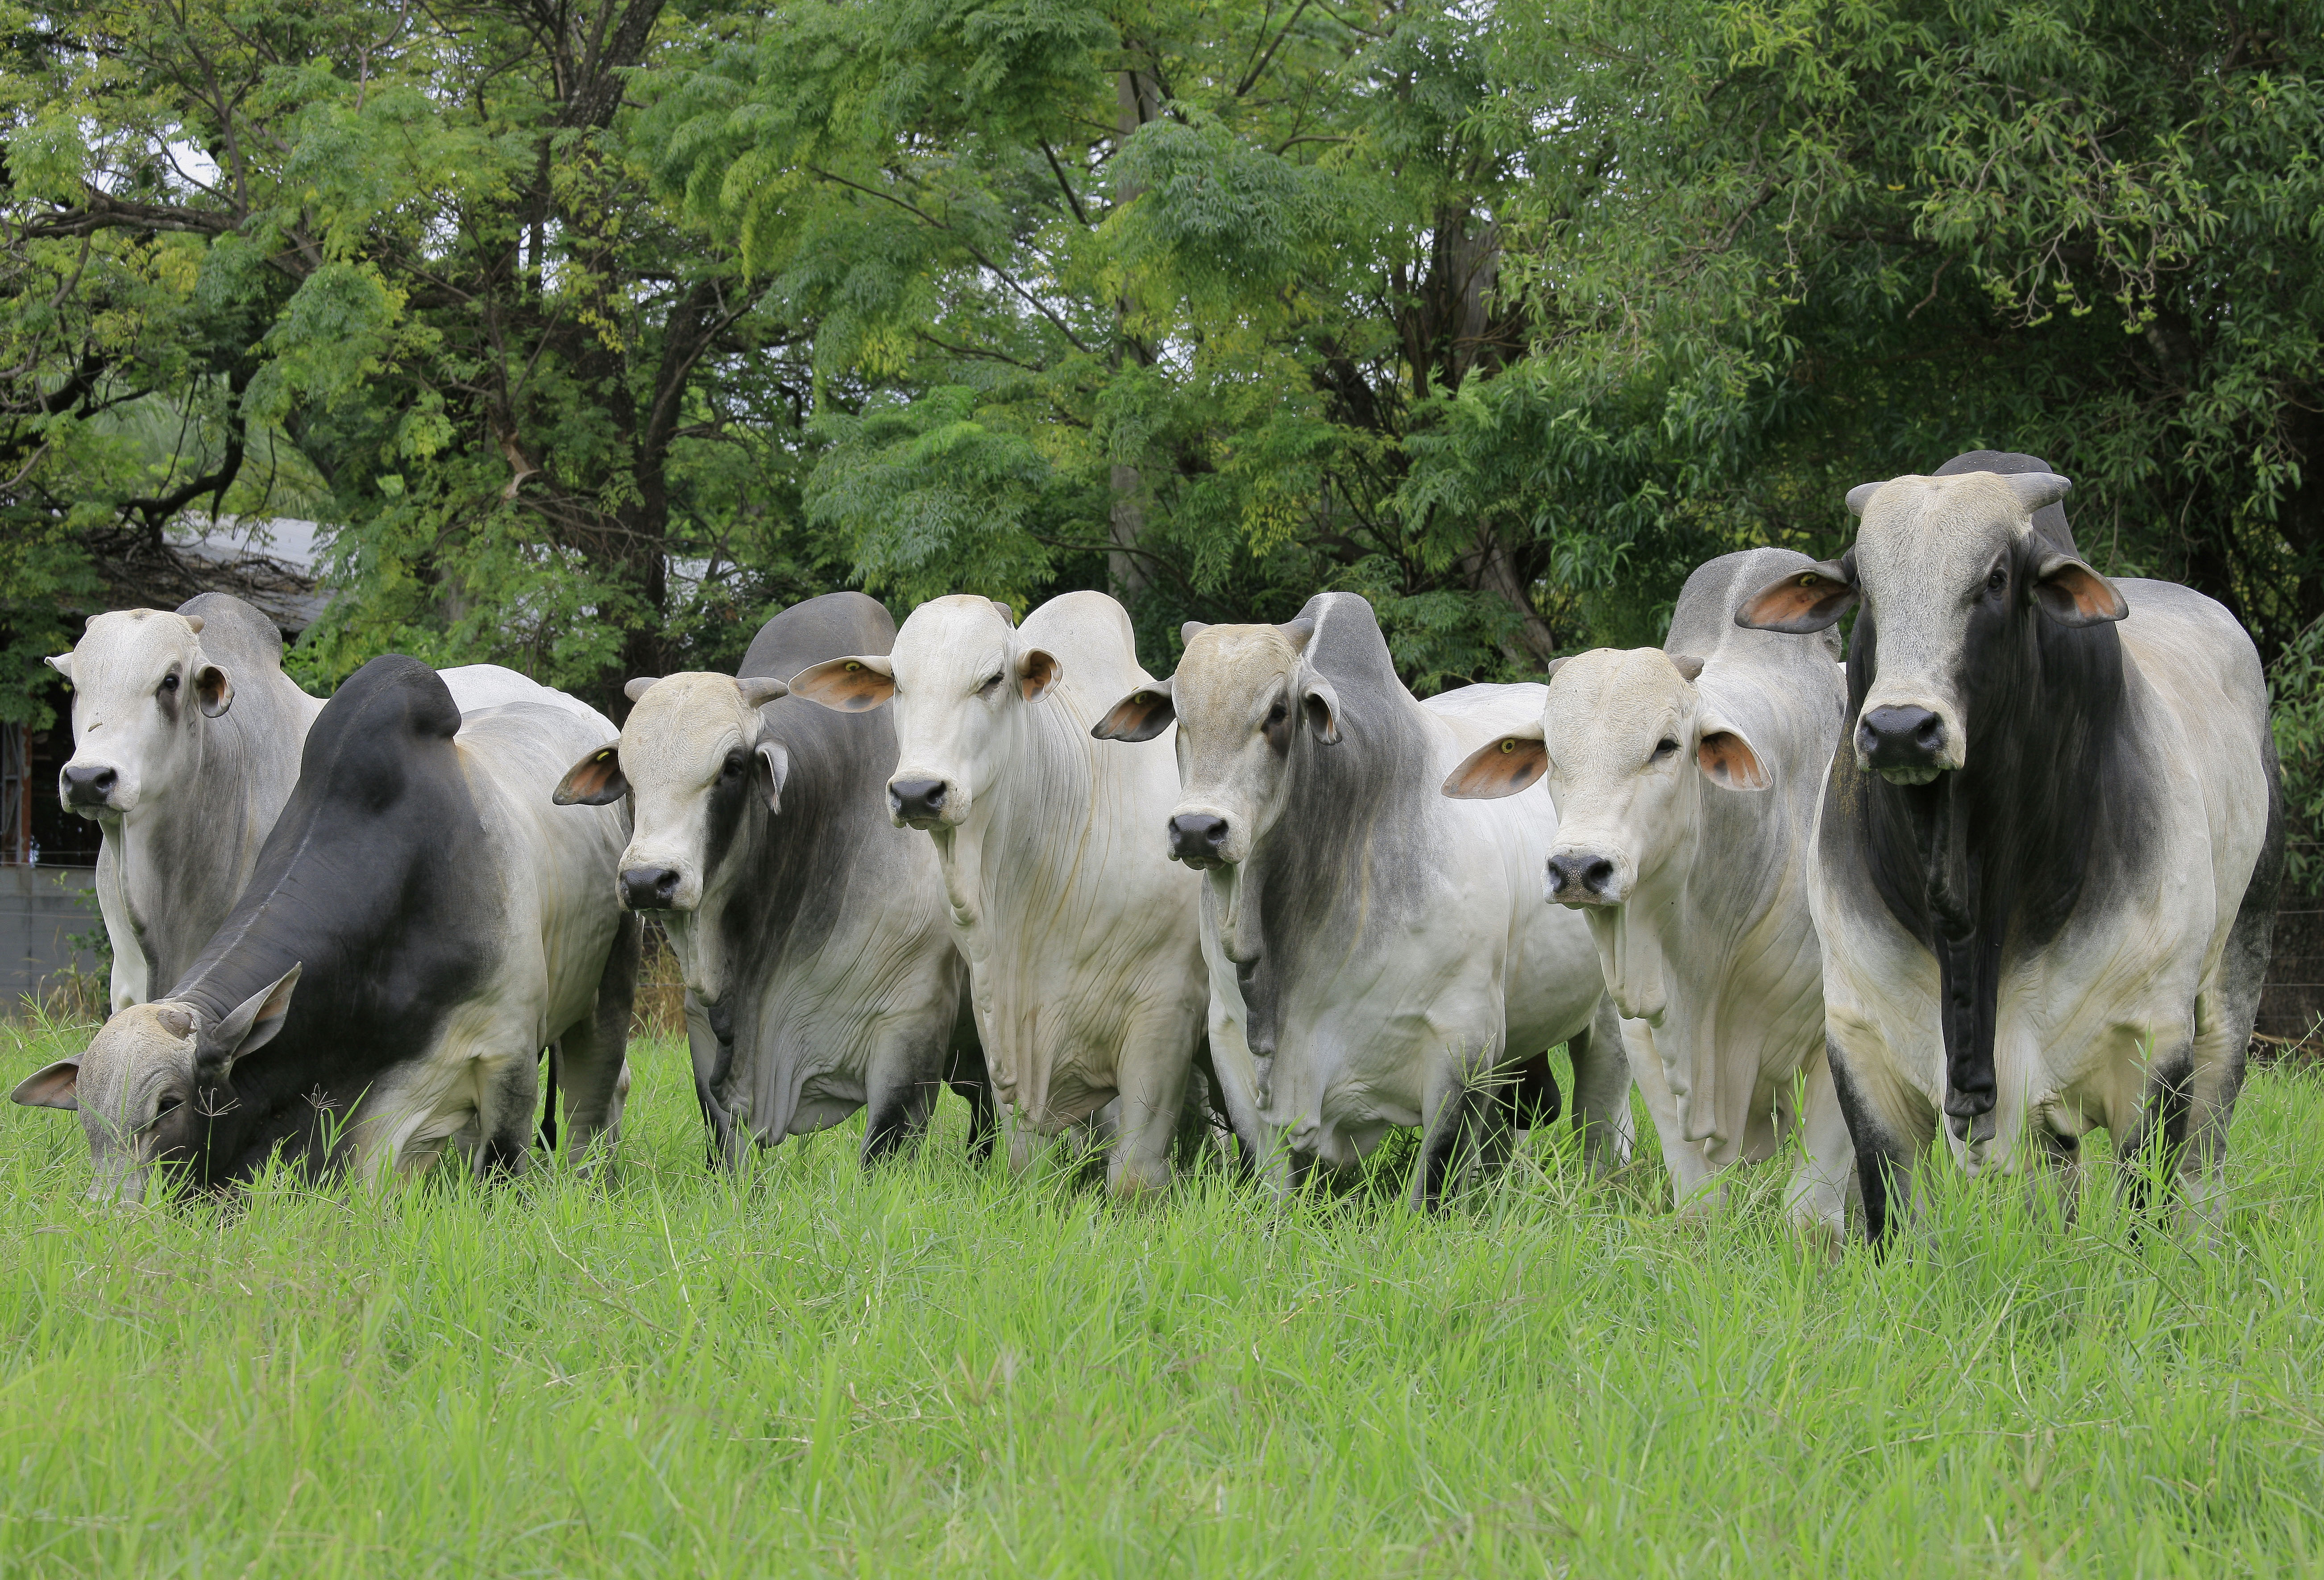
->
{"left": 1, "top": 864, "right": 101, "bottom": 1006}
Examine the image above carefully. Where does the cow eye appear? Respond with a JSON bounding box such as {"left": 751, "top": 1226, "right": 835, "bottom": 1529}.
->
{"left": 1986, "top": 565, "right": 2008, "bottom": 593}
{"left": 978, "top": 673, "right": 1003, "bottom": 697}
{"left": 1265, "top": 703, "right": 1287, "bottom": 729}
{"left": 158, "top": 673, "right": 179, "bottom": 695}
{"left": 720, "top": 752, "right": 746, "bottom": 780}
{"left": 1652, "top": 738, "right": 1679, "bottom": 761}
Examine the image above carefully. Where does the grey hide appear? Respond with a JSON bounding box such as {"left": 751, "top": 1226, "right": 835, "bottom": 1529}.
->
{"left": 1193, "top": 591, "right": 1627, "bottom": 1207}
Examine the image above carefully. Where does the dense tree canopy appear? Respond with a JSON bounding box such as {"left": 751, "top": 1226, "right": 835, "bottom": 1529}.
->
{"left": 2, "top": 0, "right": 2317, "bottom": 726}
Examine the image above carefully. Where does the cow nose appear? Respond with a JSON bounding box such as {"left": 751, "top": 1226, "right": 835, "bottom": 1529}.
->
{"left": 1858, "top": 705, "right": 1947, "bottom": 769}
{"left": 1545, "top": 852, "right": 1619, "bottom": 906}
{"left": 618, "top": 865, "right": 683, "bottom": 911}
{"left": 61, "top": 764, "right": 116, "bottom": 807}
{"left": 889, "top": 778, "right": 948, "bottom": 826}
{"left": 1167, "top": 813, "right": 1229, "bottom": 865}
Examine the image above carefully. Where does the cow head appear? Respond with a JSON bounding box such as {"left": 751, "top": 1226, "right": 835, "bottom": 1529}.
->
{"left": 556, "top": 675, "right": 790, "bottom": 926}
{"left": 1444, "top": 649, "right": 1768, "bottom": 913}
{"left": 787, "top": 596, "right": 1056, "bottom": 832}
{"left": 12, "top": 965, "right": 299, "bottom": 1202}
{"left": 49, "top": 609, "right": 237, "bottom": 818}
{"left": 1092, "top": 619, "right": 1335, "bottom": 869}
{"left": 1735, "top": 470, "right": 2117, "bottom": 784}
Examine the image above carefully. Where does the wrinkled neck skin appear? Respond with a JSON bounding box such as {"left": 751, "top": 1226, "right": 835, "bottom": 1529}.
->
{"left": 103, "top": 675, "right": 319, "bottom": 1006}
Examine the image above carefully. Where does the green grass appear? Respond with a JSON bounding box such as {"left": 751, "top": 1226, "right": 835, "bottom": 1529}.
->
{"left": 4, "top": 1014, "right": 2323, "bottom": 1578}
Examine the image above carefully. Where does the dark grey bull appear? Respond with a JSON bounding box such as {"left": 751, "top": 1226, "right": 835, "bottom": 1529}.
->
{"left": 555, "top": 593, "right": 992, "bottom": 1167}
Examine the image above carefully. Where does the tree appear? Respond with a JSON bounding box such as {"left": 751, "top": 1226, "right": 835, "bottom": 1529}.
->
{"left": 639, "top": 0, "right": 1589, "bottom": 686}
{"left": 0, "top": 0, "right": 815, "bottom": 716}
{"left": 1489, "top": 0, "right": 2324, "bottom": 654}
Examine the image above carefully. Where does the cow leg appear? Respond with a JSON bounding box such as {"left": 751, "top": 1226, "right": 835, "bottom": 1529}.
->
{"left": 860, "top": 1030, "right": 946, "bottom": 1169}
{"left": 2120, "top": 1034, "right": 2197, "bottom": 1229}
{"left": 1107, "top": 1023, "right": 1196, "bottom": 1198}
{"left": 1409, "top": 1059, "right": 1483, "bottom": 1213}
{"left": 551, "top": 912, "right": 639, "bottom": 1166}
{"left": 1823, "top": 1032, "right": 1930, "bottom": 1251}
{"left": 1783, "top": 1039, "right": 1855, "bottom": 1246}
{"left": 1624, "top": 1019, "right": 1719, "bottom": 1216}
{"left": 473, "top": 1052, "right": 540, "bottom": 1178}
{"left": 1566, "top": 996, "right": 1637, "bottom": 1174}
{"left": 683, "top": 994, "right": 744, "bottom": 1170}
{"left": 944, "top": 1000, "right": 998, "bottom": 1164}
{"left": 1477, "top": 1050, "right": 1556, "bottom": 1182}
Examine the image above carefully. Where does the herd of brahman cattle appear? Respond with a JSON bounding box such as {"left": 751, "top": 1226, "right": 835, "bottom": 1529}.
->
{"left": 8, "top": 452, "right": 2285, "bottom": 1246}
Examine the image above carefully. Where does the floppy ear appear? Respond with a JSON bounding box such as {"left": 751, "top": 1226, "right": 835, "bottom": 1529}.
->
{"left": 2031, "top": 554, "right": 2127, "bottom": 626}
{"left": 197, "top": 965, "right": 300, "bottom": 1080}
{"left": 1736, "top": 561, "right": 1858, "bottom": 634}
{"left": 1444, "top": 723, "right": 1548, "bottom": 799}
{"left": 754, "top": 740, "right": 790, "bottom": 812}
{"left": 1179, "top": 620, "right": 1210, "bottom": 648}
{"left": 553, "top": 744, "right": 629, "bottom": 806}
{"left": 624, "top": 676, "right": 659, "bottom": 703}
{"left": 1093, "top": 681, "right": 1176, "bottom": 743}
{"left": 1299, "top": 675, "right": 1341, "bottom": 744}
{"left": 735, "top": 676, "right": 789, "bottom": 709}
{"left": 1845, "top": 481, "right": 1888, "bottom": 518}
{"left": 1017, "top": 648, "right": 1061, "bottom": 703}
{"left": 788, "top": 655, "right": 895, "bottom": 712}
{"left": 11, "top": 1059, "right": 80, "bottom": 1111}
{"left": 194, "top": 664, "right": 233, "bottom": 717}
{"left": 1695, "top": 716, "right": 1770, "bottom": 791}
{"left": 45, "top": 653, "right": 74, "bottom": 684}
{"left": 1666, "top": 654, "right": 1705, "bottom": 684}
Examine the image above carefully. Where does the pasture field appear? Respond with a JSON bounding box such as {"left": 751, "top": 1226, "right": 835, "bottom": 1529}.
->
{"left": 3, "top": 1014, "right": 2322, "bottom": 1578}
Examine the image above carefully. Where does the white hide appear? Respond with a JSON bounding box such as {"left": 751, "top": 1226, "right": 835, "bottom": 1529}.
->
{"left": 801, "top": 592, "right": 1207, "bottom": 1193}
{"left": 1516, "top": 551, "right": 1853, "bottom": 1233}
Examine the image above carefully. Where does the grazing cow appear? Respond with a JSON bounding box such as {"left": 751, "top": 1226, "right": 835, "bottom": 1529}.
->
{"left": 553, "top": 592, "right": 992, "bottom": 1167}
{"left": 787, "top": 592, "right": 1212, "bottom": 1194}
{"left": 12, "top": 656, "right": 636, "bottom": 1200}
{"left": 1735, "top": 461, "right": 2282, "bottom": 1241}
{"left": 1093, "top": 591, "right": 1631, "bottom": 1208}
{"left": 49, "top": 594, "right": 613, "bottom": 1014}
{"left": 1444, "top": 549, "right": 1854, "bottom": 1232}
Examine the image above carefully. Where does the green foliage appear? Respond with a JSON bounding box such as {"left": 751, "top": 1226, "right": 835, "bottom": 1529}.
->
{"left": 1, "top": 0, "right": 2317, "bottom": 715}
{"left": 6, "top": 1019, "right": 2324, "bottom": 1572}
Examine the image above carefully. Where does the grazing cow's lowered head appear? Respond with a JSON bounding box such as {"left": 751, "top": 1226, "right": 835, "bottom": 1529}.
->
{"left": 11, "top": 967, "right": 299, "bottom": 1203}
{"left": 785, "top": 595, "right": 1057, "bottom": 831}
{"left": 555, "top": 673, "right": 791, "bottom": 921}
{"left": 1443, "top": 649, "right": 1768, "bottom": 915}
{"left": 1735, "top": 470, "right": 2121, "bottom": 785}
{"left": 48, "top": 608, "right": 237, "bottom": 817}
{"left": 1089, "top": 618, "right": 1338, "bottom": 868}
